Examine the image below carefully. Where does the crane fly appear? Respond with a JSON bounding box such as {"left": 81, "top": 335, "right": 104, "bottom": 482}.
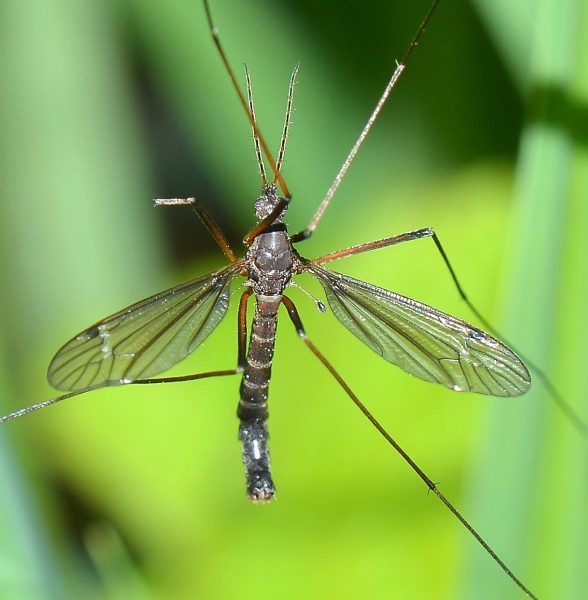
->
{"left": 1, "top": 0, "right": 538, "bottom": 597}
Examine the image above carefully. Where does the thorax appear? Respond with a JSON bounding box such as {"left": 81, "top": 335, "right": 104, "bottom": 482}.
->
{"left": 245, "top": 226, "right": 299, "bottom": 296}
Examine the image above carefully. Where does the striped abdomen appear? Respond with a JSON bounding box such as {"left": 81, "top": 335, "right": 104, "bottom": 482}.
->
{"left": 238, "top": 296, "right": 280, "bottom": 501}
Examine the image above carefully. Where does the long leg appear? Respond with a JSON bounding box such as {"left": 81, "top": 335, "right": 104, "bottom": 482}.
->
{"left": 0, "top": 389, "right": 98, "bottom": 424}
{"left": 0, "top": 368, "right": 241, "bottom": 425}
{"left": 313, "top": 227, "right": 434, "bottom": 264}
{"left": 290, "top": 0, "right": 441, "bottom": 243}
{"left": 280, "top": 294, "right": 538, "bottom": 600}
{"left": 202, "top": 0, "right": 290, "bottom": 199}
{"left": 154, "top": 197, "right": 238, "bottom": 263}
{"left": 133, "top": 370, "right": 239, "bottom": 385}
{"left": 312, "top": 227, "right": 588, "bottom": 436}
{"left": 157, "top": 195, "right": 291, "bottom": 252}
{"left": 429, "top": 236, "right": 586, "bottom": 434}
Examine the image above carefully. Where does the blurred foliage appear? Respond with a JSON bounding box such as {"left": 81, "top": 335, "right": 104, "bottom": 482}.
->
{"left": 0, "top": 0, "right": 585, "bottom": 599}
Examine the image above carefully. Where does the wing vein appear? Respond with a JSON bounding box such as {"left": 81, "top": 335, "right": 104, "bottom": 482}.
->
{"left": 47, "top": 263, "right": 242, "bottom": 391}
{"left": 306, "top": 262, "right": 531, "bottom": 397}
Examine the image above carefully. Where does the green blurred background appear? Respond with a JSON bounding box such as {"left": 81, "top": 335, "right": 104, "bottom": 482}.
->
{"left": 0, "top": 0, "right": 586, "bottom": 598}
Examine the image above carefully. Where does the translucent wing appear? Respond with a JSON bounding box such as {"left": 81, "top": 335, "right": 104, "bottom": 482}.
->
{"left": 47, "top": 263, "right": 242, "bottom": 391}
{"left": 308, "top": 263, "right": 531, "bottom": 397}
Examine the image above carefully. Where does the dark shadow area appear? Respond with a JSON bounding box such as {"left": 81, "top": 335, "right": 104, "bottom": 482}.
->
{"left": 528, "top": 82, "right": 588, "bottom": 147}
{"left": 118, "top": 11, "right": 245, "bottom": 267}
{"left": 285, "top": 0, "right": 524, "bottom": 164}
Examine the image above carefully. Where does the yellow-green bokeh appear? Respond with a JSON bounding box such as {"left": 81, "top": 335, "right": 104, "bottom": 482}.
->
{"left": 0, "top": 1, "right": 586, "bottom": 599}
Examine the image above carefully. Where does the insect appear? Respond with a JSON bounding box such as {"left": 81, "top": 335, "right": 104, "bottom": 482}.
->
{"left": 1, "top": 0, "right": 546, "bottom": 597}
